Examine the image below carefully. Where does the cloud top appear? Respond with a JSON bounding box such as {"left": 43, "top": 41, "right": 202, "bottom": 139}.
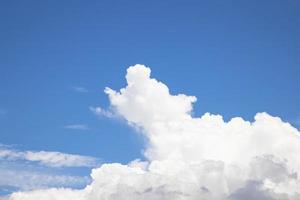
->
{"left": 9, "top": 64, "right": 300, "bottom": 200}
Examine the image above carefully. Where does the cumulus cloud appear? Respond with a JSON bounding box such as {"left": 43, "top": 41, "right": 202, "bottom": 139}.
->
{"left": 0, "top": 147, "right": 98, "bottom": 168}
{"left": 9, "top": 64, "right": 300, "bottom": 200}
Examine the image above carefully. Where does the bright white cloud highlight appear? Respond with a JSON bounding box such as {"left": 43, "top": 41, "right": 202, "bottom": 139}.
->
{"left": 9, "top": 64, "right": 300, "bottom": 200}
{"left": 0, "top": 148, "right": 97, "bottom": 168}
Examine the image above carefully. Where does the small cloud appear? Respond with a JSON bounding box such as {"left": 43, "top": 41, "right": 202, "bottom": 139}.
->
{"left": 71, "top": 86, "right": 88, "bottom": 93}
{"left": 0, "top": 146, "right": 98, "bottom": 168}
{"left": 0, "top": 167, "right": 90, "bottom": 191}
{"left": 90, "top": 106, "right": 114, "bottom": 118}
{"left": 64, "top": 124, "right": 90, "bottom": 130}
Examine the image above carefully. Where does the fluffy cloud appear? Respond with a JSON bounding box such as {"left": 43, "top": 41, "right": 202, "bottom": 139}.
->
{"left": 0, "top": 147, "right": 98, "bottom": 167}
{"left": 9, "top": 64, "right": 300, "bottom": 200}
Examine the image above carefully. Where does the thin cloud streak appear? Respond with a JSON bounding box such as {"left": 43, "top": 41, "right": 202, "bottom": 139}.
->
{"left": 0, "top": 147, "right": 98, "bottom": 168}
{"left": 64, "top": 124, "right": 90, "bottom": 131}
{"left": 0, "top": 167, "right": 90, "bottom": 191}
{"left": 71, "top": 86, "right": 88, "bottom": 93}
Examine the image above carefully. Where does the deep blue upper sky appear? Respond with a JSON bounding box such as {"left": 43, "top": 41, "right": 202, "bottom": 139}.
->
{"left": 0, "top": 0, "right": 299, "bottom": 168}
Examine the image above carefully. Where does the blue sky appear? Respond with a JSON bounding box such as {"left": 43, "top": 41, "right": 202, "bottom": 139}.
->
{"left": 0, "top": 0, "right": 300, "bottom": 196}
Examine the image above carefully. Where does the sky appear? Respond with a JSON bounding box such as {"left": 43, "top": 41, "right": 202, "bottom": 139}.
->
{"left": 0, "top": 0, "right": 300, "bottom": 199}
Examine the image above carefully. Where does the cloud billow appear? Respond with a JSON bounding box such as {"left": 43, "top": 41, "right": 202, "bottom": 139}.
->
{"left": 9, "top": 65, "right": 300, "bottom": 200}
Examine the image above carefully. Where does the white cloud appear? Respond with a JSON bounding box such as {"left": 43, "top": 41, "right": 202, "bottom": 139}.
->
{"left": 9, "top": 65, "right": 300, "bottom": 200}
{"left": 0, "top": 167, "right": 89, "bottom": 191}
{"left": 71, "top": 86, "right": 88, "bottom": 93}
{"left": 64, "top": 124, "right": 90, "bottom": 130}
{"left": 10, "top": 188, "right": 84, "bottom": 200}
{"left": 89, "top": 106, "right": 114, "bottom": 118}
{"left": 0, "top": 147, "right": 98, "bottom": 168}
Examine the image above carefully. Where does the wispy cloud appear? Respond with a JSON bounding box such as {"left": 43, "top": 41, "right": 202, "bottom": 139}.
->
{"left": 90, "top": 106, "right": 114, "bottom": 118}
{"left": 0, "top": 147, "right": 98, "bottom": 168}
{"left": 0, "top": 167, "right": 90, "bottom": 191}
{"left": 0, "top": 145, "right": 94, "bottom": 197}
{"left": 64, "top": 124, "right": 90, "bottom": 130}
{"left": 0, "top": 195, "right": 9, "bottom": 200}
{"left": 71, "top": 86, "right": 88, "bottom": 93}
